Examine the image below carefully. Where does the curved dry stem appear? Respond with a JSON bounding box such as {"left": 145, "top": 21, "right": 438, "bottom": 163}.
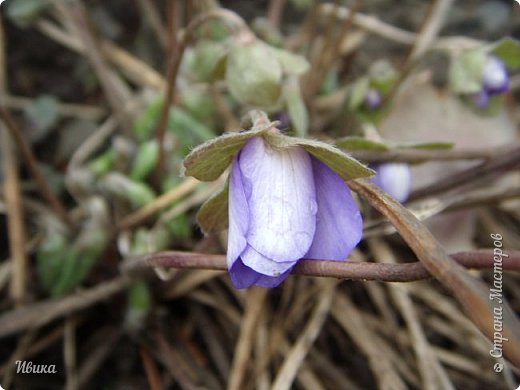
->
{"left": 349, "top": 178, "right": 520, "bottom": 368}
{"left": 154, "top": 8, "right": 250, "bottom": 186}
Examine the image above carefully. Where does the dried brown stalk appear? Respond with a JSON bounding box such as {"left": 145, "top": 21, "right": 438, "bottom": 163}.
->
{"left": 228, "top": 288, "right": 268, "bottom": 390}
{"left": 349, "top": 178, "right": 520, "bottom": 367}
{"left": 0, "top": 107, "right": 73, "bottom": 228}
{"left": 409, "top": 145, "right": 520, "bottom": 201}
{"left": 123, "top": 249, "right": 520, "bottom": 282}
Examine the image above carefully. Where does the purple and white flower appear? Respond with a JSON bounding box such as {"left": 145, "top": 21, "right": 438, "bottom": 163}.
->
{"left": 372, "top": 163, "right": 411, "bottom": 203}
{"left": 482, "top": 56, "right": 509, "bottom": 95}
{"left": 227, "top": 137, "right": 362, "bottom": 288}
{"left": 364, "top": 89, "right": 382, "bottom": 110}
{"left": 472, "top": 56, "right": 509, "bottom": 108}
{"left": 471, "top": 90, "right": 489, "bottom": 109}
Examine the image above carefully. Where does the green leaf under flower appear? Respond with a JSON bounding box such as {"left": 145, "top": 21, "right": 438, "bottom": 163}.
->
{"left": 196, "top": 183, "right": 229, "bottom": 234}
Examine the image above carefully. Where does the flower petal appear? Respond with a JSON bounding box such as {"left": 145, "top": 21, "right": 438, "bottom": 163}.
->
{"left": 226, "top": 156, "right": 249, "bottom": 270}
{"left": 229, "top": 259, "right": 261, "bottom": 289}
{"left": 254, "top": 269, "right": 293, "bottom": 288}
{"left": 241, "top": 245, "right": 297, "bottom": 276}
{"left": 482, "top": 56, "right": 509, "bottom": 95}
{"left": 305, "top": 157, "right": 363, "bottom": 260}
{"left": 229, "top": 258, "right": 292, "bottom": 288}
{"left": 239, "top": 137, "right": 317, "bottom": 262}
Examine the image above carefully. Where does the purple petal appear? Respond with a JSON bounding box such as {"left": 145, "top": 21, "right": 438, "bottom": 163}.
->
{"left": 241, "top": 244, "right": 297, "bottom": 276}
{"left": 471, "top": 90, "right": 489, "bottom": 108}
{"left": 226, "top": 156, "right": 249, "bottom": 270}
{"left": 373, "top": 163, "right": 411, "bottom": 203}
{"left": 229, "top": 259, "right": 260, "bottom": 288}
{"left": 229, "top": 258, "right": 292, "bottom": 288}
{"left": 482, "top": 56, "right": 509, "bottom": 95}
{"left": 239, "top": 137, "right": 317, "bottom": 262}
{"left": 364, "top": 89, "right": 382, "bottom": 110}
{"left": 254, "top": 269, "right": 293, "bottom": 288}
{"left": 305, "top": 157, "right": 362, "bottom": 261}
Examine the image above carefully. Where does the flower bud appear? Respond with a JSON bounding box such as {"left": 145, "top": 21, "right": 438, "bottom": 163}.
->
{"left": 471, "top": 90, "right": 489, "bottom": 109}
{"left": 364, "top": 89, "right": 382, "bottom": 110}
{"left": 226, "top": 40, "right": 283, "bottom": 107}
{"left": 372, "top": 163, "right": 411, "bottom": 203}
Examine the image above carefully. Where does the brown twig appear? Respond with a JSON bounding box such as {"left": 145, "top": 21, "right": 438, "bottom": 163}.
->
{"left": 0, "top": 107, "right": 74, "bottom": 228}
{"left": 36, "top": 19, "right": 166, "bottom": 91}
{"left": 153, "top": 0, "right": 181, "bottom": 189}
{"left": 349, "top": 178, "right": 520, "bottom": 368}
{"left": 64, "top": 315, "right": 78, "bottom": 390}
{"left": 346, "top": 144, "right": 517, "bottom": 163}
{"left": 153, "top": 7, "right": 248, "bottom": 188}
{"left": 303, "top": 1, "right": 361, "bottom": 101}
{"left": 137, "top": 0, "right": 168, "bottom": 49}
{"left": 368, "top": 238, "right": 453, "bottom": 389}
{"left": 317, "top": 3, "right": 482, "bottom": 50}
{"left": 0, "top": 276, "right": 130, "bottom": 339}
{"left": 122, "top": 249, "right": 520, "bottom": 282}
{"left": 406, "top": 0, "right": 454, "bottom": 64}
{"left": 271, "top": 280, "right": 335, "bottom": 390}
{"left": 116, "top": 177, "right": 199, "bottom": 231}
{"left": 364, "top": 185, "right": 520, "bottom": 238}
{"left": 77, "top": 328, "right": 123, "bottom": 388}
{"left": 386, "top": 0, "right": 454, "bottom": 107}
{"left": 0, "top": 19, "right": 28, "bottom": 306}
{"left": 140, "top": 346, "right": 164, "bottom": 390}
{"left": 409, "top": 145, "right": 520, "bottom": 201}
{"left": 3, "top": 95, "right": 105, "bottom": 120}
{"left": 228, "top": 288, "right": 268, "bottom": 390}
{"left": 56, "top": 1, "right": 133, "bottom": 132}
{"left": 267, "top": 0, "right": 287, "bottom": 30}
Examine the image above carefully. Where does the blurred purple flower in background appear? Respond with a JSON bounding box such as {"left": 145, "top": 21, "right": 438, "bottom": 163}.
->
{"left": 227, "top": 137, "right": 362, "bottom": 288}
{"left": 482, "top": 56, "right": 509, "bottom": 95}
{"left": 471, "top": 89, "right": 489, "bottom": 109}
{"left": 372, "top": 163, "right": 411, "bottom": 203}
{"left": 364, "top": 89, "right": 382, "bottom": 110}
{"left": 472, "top": 55, "right": 509, "bottom": 108}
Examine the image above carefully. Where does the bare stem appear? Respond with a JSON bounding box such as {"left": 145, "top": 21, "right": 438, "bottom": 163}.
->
{"left": 267, "top": 0, "right": 287, "bottom": 30}
{"left": 153, "top": 7, "right": 249, "bottom": 188}
{"left": 346, "top": 144, "right": 517, "bottom": 163}
{"left": 409, "top": 145, "right": 520, "bottom": 201}
{"left": 0, "top": 19, "right": 28, "bottom": 306}
{"left": 122, "top": 249, "right": 520, "bottom": 282}
{"left": 0, "top": 107, "right": 74, "bottom": 228}
{"left": 350, "top": 178, "right": 520, "bottom": 368}
{"left": 153, "top": 0, "right": 181, "bottom": 189}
